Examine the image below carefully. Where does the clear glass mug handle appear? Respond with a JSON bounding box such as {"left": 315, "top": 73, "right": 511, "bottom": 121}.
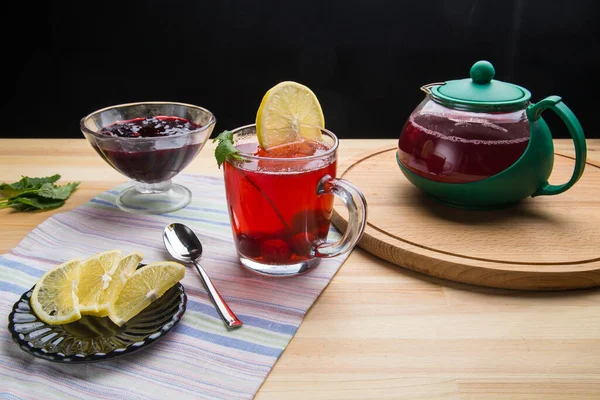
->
{"left": 313, "top": 175, "right": 368, "bottom": 258}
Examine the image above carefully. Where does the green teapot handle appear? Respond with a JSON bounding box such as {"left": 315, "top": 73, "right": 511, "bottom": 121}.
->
{"left": 526, "top": 95, "right": 587, "bottom": 197}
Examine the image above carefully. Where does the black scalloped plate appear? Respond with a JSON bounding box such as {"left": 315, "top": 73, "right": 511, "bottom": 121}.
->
{"left": 8, "top": 280, "right": 186, "bottom": 363}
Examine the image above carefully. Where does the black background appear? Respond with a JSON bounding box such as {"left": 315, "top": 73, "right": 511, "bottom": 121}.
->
{"left": 2, "top": 0, "right": 599, "bottom": 139}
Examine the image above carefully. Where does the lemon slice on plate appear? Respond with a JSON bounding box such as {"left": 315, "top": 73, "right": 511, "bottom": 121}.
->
{"left": 31, "top": 258, "right": 82, "bottom": 325}
{"left": 77, "top": 250, "right": 122, "bottom": 317}
{"left": 104, "top": 252, "right": 144, "bottom": 308}
{"left": 256, "top": 81, "right": 325, "bottom": 149}
{"left": 109, "top": 261, "right": 185, "bottom": 327}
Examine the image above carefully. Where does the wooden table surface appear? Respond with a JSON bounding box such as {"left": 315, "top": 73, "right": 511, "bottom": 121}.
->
{"left": 1, "top": 138, "right": 600, "bottom": 399}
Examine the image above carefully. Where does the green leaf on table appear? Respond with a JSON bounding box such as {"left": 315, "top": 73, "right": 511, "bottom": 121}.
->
{"left": 22, "top": 174, "right": 62, "bottom": 189}
{"left": 0, "top": 174, "right": 62, "bottom": 197}
{"left": 0, "top": 184, "right": 20, "bottom": 198}
{"left": 213, "top": 130, "right": 242, "bottom": 168}
{"left": 0, "top": 174, "right": 78, "bottom": 212}
{"left": 37, "top": 182, "right": 81, "bottom": 200}
{"left": 8, "top": 196, "right": 65, "bottom": 211}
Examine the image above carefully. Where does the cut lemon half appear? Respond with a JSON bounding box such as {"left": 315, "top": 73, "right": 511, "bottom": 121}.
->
{"left": 109, "top": 261, "right": 185, "bottom": 327}
{"left": 31, "top": 258, "right": 82, "bottom": 325}
{"left": 77, "top": 250, "right": 122, "bottom": 317}
{"left": 256, "top": 81, "right": 325, "bottom": 149}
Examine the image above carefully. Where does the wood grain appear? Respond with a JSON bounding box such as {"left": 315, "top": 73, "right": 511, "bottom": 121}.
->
{"left": 1, "top": 139, "right": 600, "bottom": 399}
{"left": 332, "top": 143, "right": 600, "bottom": 290}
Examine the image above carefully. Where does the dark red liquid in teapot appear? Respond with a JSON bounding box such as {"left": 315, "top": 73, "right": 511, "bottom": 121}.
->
{"left": 398, "top": 114, "right": 530, "bottom": 183}
{"left": 94, "top": 116, "right": 203, "bottom": 183}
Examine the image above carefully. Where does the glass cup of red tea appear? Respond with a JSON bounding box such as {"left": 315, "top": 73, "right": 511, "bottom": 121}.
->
{"left": 81, "top": 102, "right": 216, "bottom": 214}
{"left": 222, "top": 124, "right": 367, "bottom": 277}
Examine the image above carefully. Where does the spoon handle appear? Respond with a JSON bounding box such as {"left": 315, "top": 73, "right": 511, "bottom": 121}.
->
{"left": 192, "top": 260, "right": 243, "bottom": 329}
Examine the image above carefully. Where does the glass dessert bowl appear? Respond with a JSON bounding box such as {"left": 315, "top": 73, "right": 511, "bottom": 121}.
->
{"left": 81, "top": 102, "right": 216, "bottom": 214}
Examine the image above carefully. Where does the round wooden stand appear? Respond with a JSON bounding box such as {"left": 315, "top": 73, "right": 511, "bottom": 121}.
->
{"left": 332, "top": 146, "right": 600, "bottom": 290}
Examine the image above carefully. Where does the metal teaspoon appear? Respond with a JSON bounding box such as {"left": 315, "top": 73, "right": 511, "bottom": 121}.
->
{"left": 163, "top": 223, "right": 243, "bottom": 329}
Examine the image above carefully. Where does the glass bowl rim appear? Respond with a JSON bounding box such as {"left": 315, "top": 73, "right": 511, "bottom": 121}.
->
{"left": 80, "top": 101, "right": 216, "bottom": 142}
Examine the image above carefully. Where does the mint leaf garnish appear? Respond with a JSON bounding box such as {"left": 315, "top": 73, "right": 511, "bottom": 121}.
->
{"left": 213, "top": 130, "right": 234, "bottom": 143}
{"left": 0, "top": 175, "right": 80, "bottom": 212}
{"left": 213, "top": 130, "right": 242, "bottom": 168}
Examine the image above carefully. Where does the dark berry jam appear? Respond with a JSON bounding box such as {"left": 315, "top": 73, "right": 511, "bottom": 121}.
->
{"left": 98, "top": 116, "right": 201, "bottom": 138}
{"left": 92, "top": 116, "right": 205, "bottom": 183}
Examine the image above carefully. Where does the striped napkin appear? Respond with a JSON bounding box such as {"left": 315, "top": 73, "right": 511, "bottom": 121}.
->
{"left": 0, "top": 174, "right": 349, "bottom": 400}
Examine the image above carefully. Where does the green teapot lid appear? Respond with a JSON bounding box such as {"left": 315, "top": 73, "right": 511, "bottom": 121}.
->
{"left": 429, "top": 60, "right": 531, "bottom": 111}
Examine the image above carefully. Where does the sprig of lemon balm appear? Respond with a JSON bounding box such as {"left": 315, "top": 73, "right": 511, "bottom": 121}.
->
{"left": 0, "top": 174, "right": 80, "bottom": 212}
{"left": 213, "top": 130, "right": 242, "bottom": 168}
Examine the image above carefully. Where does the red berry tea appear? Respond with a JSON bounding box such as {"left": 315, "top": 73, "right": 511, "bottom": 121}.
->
{"left": 224, "top": 138, "right": 336, "bottom": 265}
{"left": 398, "top": 113, "right": 530, "bottom": 183}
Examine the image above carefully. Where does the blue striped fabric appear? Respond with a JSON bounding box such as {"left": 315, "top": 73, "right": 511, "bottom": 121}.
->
{"left": 0, "top": 175, "right": 349, "bottom": 399}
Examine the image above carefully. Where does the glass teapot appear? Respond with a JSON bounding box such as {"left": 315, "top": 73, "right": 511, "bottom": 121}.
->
{"left": 396, "top": 60, "right": 587, "bottom": 209}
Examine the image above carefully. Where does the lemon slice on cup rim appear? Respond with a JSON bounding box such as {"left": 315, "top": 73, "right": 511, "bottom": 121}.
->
{"left": 255, "top": 81, "right": 326, "bottom": 149}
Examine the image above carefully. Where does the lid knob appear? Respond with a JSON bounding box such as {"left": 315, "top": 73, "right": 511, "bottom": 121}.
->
{"left": 429, "top": 59, "right": 531, "bottom": 111}
{"left": 470, "top": 60, "right": 495, "bottom": 84}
